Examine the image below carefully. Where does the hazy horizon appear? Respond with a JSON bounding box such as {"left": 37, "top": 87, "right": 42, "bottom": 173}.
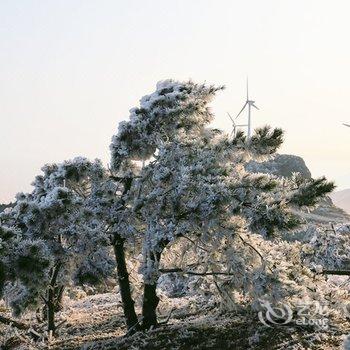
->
{"left": 1, "top": 0, "right": 350, "bottom": 203}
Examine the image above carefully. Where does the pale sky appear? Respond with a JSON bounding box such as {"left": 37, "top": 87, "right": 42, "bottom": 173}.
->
{"left": 0, "top": 0, "right": 349, "bottom": 203}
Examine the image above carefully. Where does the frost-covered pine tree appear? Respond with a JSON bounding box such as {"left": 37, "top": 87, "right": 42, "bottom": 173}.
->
{"left": 110, "top": 80, "right": 334, "bottom": 329}
{"left": 1, "top": 157, "right": 115, "bottom": 336}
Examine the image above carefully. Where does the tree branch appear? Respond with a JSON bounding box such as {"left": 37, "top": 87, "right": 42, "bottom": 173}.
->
{"left": 320, "top": 269, "right": 350, "bottom": 276}
{"left": 159, "top": 268, "right": 235, "bottom": 276}
{"left": 0, "top": 314, "right": 29, "bottom": 330}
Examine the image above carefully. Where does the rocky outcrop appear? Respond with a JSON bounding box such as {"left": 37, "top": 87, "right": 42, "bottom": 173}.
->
{"left": 247, "top": 154, "right": 350, "bottom": 223}
{"left": 246, "top": 154, "right": 312, "bottom": 179}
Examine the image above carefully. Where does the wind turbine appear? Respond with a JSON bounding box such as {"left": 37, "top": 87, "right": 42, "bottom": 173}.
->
{"left": 227, "top": 113, "right": 247, "bottom": 137}
{"left": 235, "top": 79, "right": 259, "bottom": 140}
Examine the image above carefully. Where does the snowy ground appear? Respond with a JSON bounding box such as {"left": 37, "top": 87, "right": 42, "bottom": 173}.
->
{"left": 1, "top": 291, "right": 349, "bottom": 349}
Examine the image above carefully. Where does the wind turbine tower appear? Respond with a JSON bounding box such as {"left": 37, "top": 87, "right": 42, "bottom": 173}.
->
{"left": 235, "top": 79, "right": 259, "bottom": 140}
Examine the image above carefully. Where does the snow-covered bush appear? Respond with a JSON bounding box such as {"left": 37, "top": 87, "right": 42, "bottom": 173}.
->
{"left": 0, "top": 157, "right": 115, "bottom": 335}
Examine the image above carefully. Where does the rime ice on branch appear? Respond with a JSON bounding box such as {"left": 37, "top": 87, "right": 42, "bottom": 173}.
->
{"left": 110, "top": 80, "right": 335, "bottom": 328}
{"left": 0, "top": 157, "right": 116, "bottom": 335}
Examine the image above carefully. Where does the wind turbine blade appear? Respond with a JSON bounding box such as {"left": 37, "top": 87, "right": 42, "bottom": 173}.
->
{"left": 343, "top": 123, "right": 350, "bottom": 127}
{"left": 235, "top": 102, "right": 248, "bottom": 119}
{"left": 251, "top": 103, "right": 259, "bottom": 110}
{"left": 227, "top": 112, "right": 234, "bottom": 122}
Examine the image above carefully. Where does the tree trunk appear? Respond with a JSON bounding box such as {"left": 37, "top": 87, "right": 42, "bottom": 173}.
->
{"left": 55, "top": 286, "right": 65, "bottom": 311}
{"left": 141, "top": 250, "right": 163, "bottom": 329}
{"left": 113, "top": 234, "right": 139, "bottom": 331}
{"left": 46, "top": 263, "right": 61, "bottom": 337}
{"left": 141, "top": 282, "right": 159, "bottom": 329}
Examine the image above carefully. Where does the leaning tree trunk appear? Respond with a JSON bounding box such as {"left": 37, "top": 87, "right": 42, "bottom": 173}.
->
{"left": 113, "top": 234, "right": 140, "bottom": 331}
{"left": 45, "top": 262, "right": 61, "bottom": 337}
{"left": 141, "top": 250, "right": 163, "bottom": 330}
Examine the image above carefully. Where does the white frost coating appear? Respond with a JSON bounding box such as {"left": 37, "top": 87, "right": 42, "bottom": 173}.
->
{"left": 0, "top": 157, "right": 116, "bottom": 315}
{"left": 0, "top": 79, "right": 344, "bottom": 339}
{"left": 109, "top": 79, "right": 339, "bottom": 316}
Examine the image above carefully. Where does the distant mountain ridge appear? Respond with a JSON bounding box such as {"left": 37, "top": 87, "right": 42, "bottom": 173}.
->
{"left": 330, "top": 189, "right": 350, "bottom": 214}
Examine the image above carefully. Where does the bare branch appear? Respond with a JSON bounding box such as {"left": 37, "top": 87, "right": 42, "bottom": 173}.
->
{"left": 159, "top": 268, "right": 235, "bottom": 276}
{"left": 320, "top": 269, "right": 350, "bottom": 276}
{"left": 0, "top": 314, "right": 29, "bottom": 330}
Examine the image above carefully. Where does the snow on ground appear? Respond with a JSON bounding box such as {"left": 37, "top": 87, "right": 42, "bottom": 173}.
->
{"left": 1, "top": 291, "right": 349, "bottom": 349}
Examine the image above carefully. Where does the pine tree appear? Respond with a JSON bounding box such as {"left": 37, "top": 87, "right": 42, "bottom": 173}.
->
{"left": 0, "top": 158, "right": 115, "bottom": 336}
{"left": 110, "top": 80, "right": 335, "bottom": 329}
